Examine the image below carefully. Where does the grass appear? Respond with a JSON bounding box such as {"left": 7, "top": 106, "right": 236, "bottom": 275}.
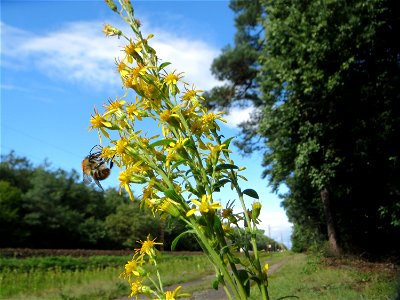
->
{"left": 0, "top": 253, "right": 213, "bottom": 300}
{"left": 251, "top": 252, "right": 399, "bottom": 300}
{"left": 0, "top": 251, "right": 398, "bottom": 300}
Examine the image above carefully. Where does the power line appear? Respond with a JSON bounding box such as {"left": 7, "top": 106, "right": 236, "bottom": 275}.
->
{"left": 2, "top": 125, "right": 82, "bottom": 158}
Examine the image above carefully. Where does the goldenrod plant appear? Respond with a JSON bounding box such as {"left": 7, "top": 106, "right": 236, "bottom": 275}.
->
{"left": 90, "top": 0, "right": 269, "bottom": 299}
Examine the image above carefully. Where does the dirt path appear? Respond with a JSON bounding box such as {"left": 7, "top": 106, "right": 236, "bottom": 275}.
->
{"left": 115, "top": 258, "right": 288, "bottom": 300}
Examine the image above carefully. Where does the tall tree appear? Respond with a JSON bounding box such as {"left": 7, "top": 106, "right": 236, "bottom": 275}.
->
{"left": 206, "top": 0, "right": 400, "bottom": 256}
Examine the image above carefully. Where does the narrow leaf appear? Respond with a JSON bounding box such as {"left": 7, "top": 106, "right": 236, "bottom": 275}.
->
{"left": 171, "top": 229, "right": 195, "bottom": 251}
{"left": 158, "top": 62, "right": 172, "bottom": 71}
{"left": 149, "top": 139, "right": 175, "bottom": 148}
{"left": 222, "top": 136, "right": 235, "bottom": 148}
{"left": 215, "top": 163, "right": 239, "bottom": 171}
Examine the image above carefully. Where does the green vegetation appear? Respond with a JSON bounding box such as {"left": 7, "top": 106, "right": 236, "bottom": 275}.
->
{"left": 1, "top": 252, "right": 397, "bottom": 300}
{"left": 260, "top": 253, "right": 398, "bottom": 300}
{"left": 0, "top": 152, "right": 281, "bottom": 252}
{"left": 205, "top": 0, "right": 400, "bottom": 258}
{"left": 0, "top": 253, "right": 214, "bottom": 300}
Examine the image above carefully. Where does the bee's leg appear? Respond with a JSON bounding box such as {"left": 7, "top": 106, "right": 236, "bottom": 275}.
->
{"left": 94, "top": 179, "right": 104, "bottom": 191}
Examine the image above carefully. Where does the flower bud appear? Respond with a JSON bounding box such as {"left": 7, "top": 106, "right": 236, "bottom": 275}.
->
{"left": 123, "top": 0, "right": 133, "bottom": 15}
{"left": 252, "top": 201, "right": 262, "bottom": 220}
{"left": 104, "top": 0, "right": 117, "bottom": 12}
{"left": 103, "top": 24, "right": 122, "bottom": 37}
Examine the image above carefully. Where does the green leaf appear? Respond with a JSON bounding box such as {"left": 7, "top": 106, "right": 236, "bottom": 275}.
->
{"left": 213, "top": 178, "right": 231, "bottom": 192}
{"left": 243, "top": 189, "right": 259, "bottom": 199}
{"left": 149, "top": 139, "right": 175, "bottom": 148}
{"left": 163, "top": 189, "right": 181, "bottom": 202}
{"left": 237, "top": 269, "right": 250, "bottom": 296}
{"left": 222, "top": 136, "right": 235, "bottom": 148}
{"left": 158, "top": 62, "right": 172, "bottom": 71}
{"left": 171, "top": 229, "right": 195, "bottom": 251}
{"left": 215, "top": 164, "right": 239, "bottom": 171}
{"left": 212, "top": 279, "right": 219, "bottom": 290}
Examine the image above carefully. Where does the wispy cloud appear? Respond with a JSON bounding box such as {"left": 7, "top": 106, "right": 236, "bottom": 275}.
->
{"left": 1, "top": 20, "right": 221, "bottom": 91}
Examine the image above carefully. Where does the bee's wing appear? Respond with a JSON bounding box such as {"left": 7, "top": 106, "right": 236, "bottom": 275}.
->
{"left": 94, "top": 179, "right": 104, "bottom": 191}
{"left": 83, "top": 173, "right": 92, "bottom": 185}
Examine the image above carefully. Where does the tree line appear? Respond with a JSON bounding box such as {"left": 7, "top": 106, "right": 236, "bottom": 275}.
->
{"left": 0, "top": 152, "right": 282, "bottom": 251}
{"left": 205, "top": 0, "right": 400, "bottom": 258}
{"left": 0, "top": 152, "right": 198, "bottom": 250}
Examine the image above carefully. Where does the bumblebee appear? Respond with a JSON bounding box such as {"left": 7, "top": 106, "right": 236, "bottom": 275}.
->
{"left": 82, "top": 145, "right": 113, "bottom": 191}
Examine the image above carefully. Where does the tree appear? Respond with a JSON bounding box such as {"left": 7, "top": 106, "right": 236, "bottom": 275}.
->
{"left": 206, "top": 0, "right": 400, "bottom": 256}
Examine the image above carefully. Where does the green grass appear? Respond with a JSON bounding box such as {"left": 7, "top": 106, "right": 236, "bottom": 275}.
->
{"left": 0, "top": 253, "right": 213, "bottom": 300}
{"left": 1, "top": 252, "right": 398, "bottom": 300}
{"left": 251, "top": 252, "right": 399, "bottom": 300}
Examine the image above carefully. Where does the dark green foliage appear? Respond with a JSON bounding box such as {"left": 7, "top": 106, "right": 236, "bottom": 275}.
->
{"left": 206, "top": 0, "right": 400, "bottom": 257}
{"left": 0, "top": 152, "right": 200, "bottom": 250}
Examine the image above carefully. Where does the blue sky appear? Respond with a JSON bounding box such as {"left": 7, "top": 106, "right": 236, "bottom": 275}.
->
{"left": 1, "top": 0, "right": 292, "bottom": 247}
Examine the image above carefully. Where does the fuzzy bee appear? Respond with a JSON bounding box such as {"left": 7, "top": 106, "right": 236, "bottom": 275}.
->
{"left": 82, "top": 145, "right": 113, "bottom": 191}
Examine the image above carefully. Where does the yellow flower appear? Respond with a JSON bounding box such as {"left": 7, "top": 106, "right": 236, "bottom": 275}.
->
{"left": 101, "top": 146, "right": 116, "bottom": 160}
{"left": 129, "top": 279, "right": 143, "bottom": 297}
{"left": 125, "top": 39, "right": 142, "bottom": 56}
{"left": 263, "top": 263, "right": 269, "bottom": 275}
{"left": 119, "top": 169, "right": 134, "bottom": 200}
{"left": 165, "top": 137, "right": 189, "bottom": 168}
{"left": 186, "top": 195, "right": 223, "bottom": 217}
{"left": 116, "top": 138, "right": 129, "bottom": 155}
{"left": 89, "top": 110, "right": 112, "bottom": 129}
{"left": 202, "top": 112, "right": 226, "bottom": 131}
{"left": 135, "top": 235, "right": 162, "bottom": 257}
{"left": 124, "top": 259, "right": 140, "bottom": 277}
{"left": 181, "top": 86, "right": 203, "bottom": 101}
{"left": 164, "top": 70, "right": 184, "bottom": 85}
{"left": 160, "top": 109, "right": 172, "bottom": 122}
{"left": 164, "top": 286, "right": 191, "bottom": 300}
{"left": 103, "top": 98, "right": 126, "bottom": 117}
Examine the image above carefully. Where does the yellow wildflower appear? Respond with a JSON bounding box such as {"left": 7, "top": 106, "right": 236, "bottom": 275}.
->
{"left": 119, "top": 169, "right": 134, "bottom": 200}
{"left": 101, "top": 146, "right": 116, "bottom": 160}
{"left": 129, "top": 279, "right": 143, "bottom": 298}
{"left": 103, "top": 98, "right": 126, "bottom": 117}
{"left": 181, "top": 86, "right": 203, "bottom": 101}
{"left": 135, "top": 235, "right": 162, "bottom": 257}
{"left": 125, "top": 39, "right": 142, "bottom": 56}
{"left": 165, "top": 137, "right": 189, "bottom": 168}
{"left": 164, "top": 70, "right": 184, "bottom": 85}
{"left": 164, "top": 286, "right": 191, "bottom": 300}
{"left": 116, "top": 138, "right": 129, "bottom": 155}
{"left": 263, "top": 263, "right": 269, "bottom": 275}
{"left": 126, "top": 101, "right": 142, "bottom": 121}
{"left": 186, "top": 194, "right": 223, "bottom": 217}
{"left": 89, "top": 110, "right": 112, "bottom": 129}
{"left": 202, "top": 111, "right": 226, "bottom": 131}
{"left": 124, "top": 258, "right": 140, "bottom": 277}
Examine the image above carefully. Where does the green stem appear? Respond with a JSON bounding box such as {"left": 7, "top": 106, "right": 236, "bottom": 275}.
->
{"left": 190, "top": 219, "right": 248, "bottom": 300}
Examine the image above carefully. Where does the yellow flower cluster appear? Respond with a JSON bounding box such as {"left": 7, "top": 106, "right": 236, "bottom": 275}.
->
{"left": 90, "top": 1, "right": 268, "bottom": 299}
{"left": 120, "top": 235, "right": 190, "bottom": 299}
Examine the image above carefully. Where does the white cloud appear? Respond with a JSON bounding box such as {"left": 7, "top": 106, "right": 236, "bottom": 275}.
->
{"left": 1, "top": 20, "right": 222, "bottom": 91}
{"left": 223, "top": 106, "right": 256, "bottom": 128}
